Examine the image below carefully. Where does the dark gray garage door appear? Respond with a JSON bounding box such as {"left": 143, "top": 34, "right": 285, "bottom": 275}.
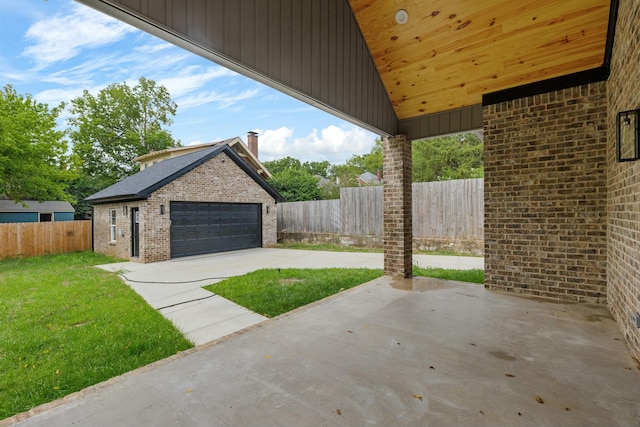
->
{"left": 170, "top": 202, "right": 262, "bottom": 258}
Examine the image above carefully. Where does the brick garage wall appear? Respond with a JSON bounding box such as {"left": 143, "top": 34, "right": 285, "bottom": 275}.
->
{"left": 93, "top": 202, "right": 142, "bottom": 260}
{"left": 140, "top": 152, "right": 277, "bottom": 263}
{"left": 484, "top": 82, "right": 608, "bottom": 302}
{"left": 607, "top": 0, "right": 640, "bottom": 360}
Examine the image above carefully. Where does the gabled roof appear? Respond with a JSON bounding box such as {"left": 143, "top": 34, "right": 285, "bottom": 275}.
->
{"left": 134, "top": 137, "right": 272, "bottom": 179}
{"left": 78, "top": 1, "right": 616, "bottom": 140}
{"left": 85, "top": 143, "right": 284, "bottom": 204}
{"left": 0, "top": 200, "right": 74, "bottom": 213}
{"left": 358, "top": 171, "right": 381, "bottom": 184}
{"left": 133, "top": 137, "right": 237, "bottom": 163}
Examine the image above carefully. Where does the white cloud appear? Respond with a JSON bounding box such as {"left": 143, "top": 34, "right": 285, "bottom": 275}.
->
{"left": 22, "top": 4, "right": 136, "bottom": 69}
{"left": 33, "top": 83, "right": 109, "bottom": 120}
{"left": 32, "top": 87, "right": 86, "bottom": 107}
{"left": 158, "top": 66, "right": 238, "bottom": 98}
{"left": 177, "top": 89, "right": 260, "bottom": 110}
{"left": 0, "top": 70, "right": 31, "bottom": 83}
{"left": 30, "top": 51, "right": 206, "bottom": 104}
{"left": 133, "top": 43, "right": 172, "bottom": 54}
{"left": 256, "top": 125, "right": 377, "bottom": 164}
{"left": 256, "top": 127, "right": 294, "bottom": 156}
{"left": 39, "top": 54, "right": 126, "bottom": 87}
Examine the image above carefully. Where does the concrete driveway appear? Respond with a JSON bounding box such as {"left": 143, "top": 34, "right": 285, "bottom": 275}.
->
{"left": 5, "top": 275, "right": 639, "bottom": 427}
{"left": 96, "top": 248, "right": 483, "bottom": 345}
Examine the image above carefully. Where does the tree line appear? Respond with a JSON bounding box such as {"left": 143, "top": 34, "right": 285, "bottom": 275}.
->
{"left": 1, "top": 78, "right": 178, "bottom": 217}
{"left": 1, "top": 78, "right": 483, "bottom": 213}
{"left": 265, "top": 133, "right": 483, "bottom": 202}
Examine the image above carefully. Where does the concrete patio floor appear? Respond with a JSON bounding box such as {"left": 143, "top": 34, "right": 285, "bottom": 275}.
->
{"left": 5, "top": 275, "right": 639, "bottom": 427}
{"left": 95, "top": 248, "right": 484, "bottom": 345}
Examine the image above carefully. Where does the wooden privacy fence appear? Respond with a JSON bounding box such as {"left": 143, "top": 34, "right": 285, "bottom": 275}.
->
{"left": 278, "top": 178, "right": 483, "bottom": 240}
{"left": 277, "top": 199, "right": 341, "bottom": 234}
{"left": 0, "top": 220, "right": 92, "bottom": 259}
{"left": 341, "top": 186, "right": 384, "bottom": 236}
{"left": 412, "top": 179, "right": 483, "bottom": 240}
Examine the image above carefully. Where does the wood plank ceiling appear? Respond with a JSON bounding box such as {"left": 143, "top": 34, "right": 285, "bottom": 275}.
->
{"left": 348, "top": 0, "right": 611, "bottom": 120}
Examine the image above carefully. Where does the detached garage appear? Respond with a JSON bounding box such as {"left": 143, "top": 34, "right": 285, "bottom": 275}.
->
{"left": 86, "top": 141, "right": 284, "bottom": 263}
{"left": 170, "top": 201, "right": 262, "bottom": 257}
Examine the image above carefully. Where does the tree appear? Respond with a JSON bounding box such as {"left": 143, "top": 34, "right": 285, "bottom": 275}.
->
{"left": 263, "top": 157, "right": 330, "bottom": 178}
{"left": 66, "top": 174, "right": 112, "bottom": 219}
{"left": 328, "top": 134, "right": 482, "bottom": 186}
{"left": 263, "top": 157, "right": 330, "bottom": 201}
{"left": 263, "top": 157, "right": 303, "bottom": 176}
{"left": 302, "top": 160, "right": 331, "bottom": 178}
{"left": 412, "top": 133, "right": 483, "bottom": 182}
{"left": 268, "top": 168, "right": 322, "bottom": 202}
{"left": 0, "top": 85, "right": 73, "bottom": 203}
{"left": 329, "top": 138, "right": 383, "bottom": 187}
{"left": 68, "top": 77, "right": 178, "bottom": 185}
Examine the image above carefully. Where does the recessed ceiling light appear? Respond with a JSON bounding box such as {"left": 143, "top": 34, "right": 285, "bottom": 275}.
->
{"left": 395, "top": 9, "right": 409, "bottom": 25}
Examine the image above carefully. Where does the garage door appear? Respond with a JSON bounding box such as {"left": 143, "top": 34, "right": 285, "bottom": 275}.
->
{"left": 170, "top": 202, "right": 262, "bottom": 258}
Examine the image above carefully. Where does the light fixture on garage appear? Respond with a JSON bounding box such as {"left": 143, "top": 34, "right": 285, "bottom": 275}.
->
{"left": 395, "top": 9, "right": 409, "bottom": 25}
{"left": 160, "top": 204, "right": 165, "bottom": 215}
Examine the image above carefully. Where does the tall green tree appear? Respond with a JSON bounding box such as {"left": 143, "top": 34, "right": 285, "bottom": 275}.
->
{"left": 263, "top": 156, "right": 303, "bottom": 176}
{"left": 268, "top": 168, "right": 321, "bottom": 202}
{"left": 302, "top": 160, "right": 331, "bottom": 178}
{"left": 263, "top": 157, "right": 330, "bottom": 201}
{"left": 0, "top": 85, "right": 73, "bottom": 203}
{"left": 329, "top": 134, "right": 482, "bottom": 186}
{"left": 68, "top": 77, "right": 178, "bottom": 185}
{"left": 329, "top": 138, "right": 383, "bottom": 187}
{"left": 263, "top": 157, "right": 331, "bottom": 178}
{"left": 412, "top": 133, "right": 483, "bottom": 182}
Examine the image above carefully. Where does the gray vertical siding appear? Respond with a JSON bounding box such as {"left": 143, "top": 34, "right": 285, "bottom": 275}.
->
{"left": 79, "top": 0, "right": 398, "bottom": 137}
{"left": 398, "top": 105, "right": 484, "bottom": 141}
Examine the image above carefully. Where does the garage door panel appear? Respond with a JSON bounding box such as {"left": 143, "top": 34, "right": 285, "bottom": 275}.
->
{"left": 170, "top": 202, "right": 262, "bottom": 258}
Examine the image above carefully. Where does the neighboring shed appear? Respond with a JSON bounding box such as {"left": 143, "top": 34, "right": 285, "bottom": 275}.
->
{"left": 85, "top": 141, "right": 284, "bottom": 263}
{"left": 0, "top": 200, "right": 75, "bottom": 223}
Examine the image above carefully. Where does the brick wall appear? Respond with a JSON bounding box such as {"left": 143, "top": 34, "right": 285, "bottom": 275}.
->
{"left": 93, "top": 152, "right": 277, "bottom": 262}
{"left": 607, "top": 0, "right": 640, "bottom": 360}
{"left": 383, "top": 135, "right": 412, "bottom": 277}
{"left": 93, "top": 202, "right": 142, "bottom": 260}
{"left": 484, "top": 82, "right": 608, "bottom": 303}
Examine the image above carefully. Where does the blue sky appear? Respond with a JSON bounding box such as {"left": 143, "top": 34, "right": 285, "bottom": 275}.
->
{"left": 0, "top": 0, "right": 378, "bottom": 164}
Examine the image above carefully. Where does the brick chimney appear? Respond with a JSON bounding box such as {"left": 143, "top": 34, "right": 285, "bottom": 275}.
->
{"left": 247, "top": 131, "right": 258, "bottom": 158}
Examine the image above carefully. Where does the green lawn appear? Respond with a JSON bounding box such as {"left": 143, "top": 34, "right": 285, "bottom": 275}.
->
{"left": 276, "top": 242, "right": 382, "bottom": 254}
{"left": 413, "top": 266, "right": 484, "bottom": 284}
{"left": 0, "top": 252, "right": 193, "bottom": 420}
{"left": 205, "top": 267, "right": 484, "bottom": 318}
{"left": 206, "top": 268, "right": 384, "bottom": 317}
{"left": 0, "top": 252, "right": 484, "bottom": 420}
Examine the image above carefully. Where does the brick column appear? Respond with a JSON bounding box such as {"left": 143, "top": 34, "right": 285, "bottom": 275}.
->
{"left": 383, "top": 135, "right": 412, "bottom": 278}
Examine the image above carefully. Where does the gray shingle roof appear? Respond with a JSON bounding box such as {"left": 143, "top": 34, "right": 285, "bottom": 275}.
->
{"left": 358, "top": 171, "right": 380, "bottom": 184}
{"left": 0, "top": 200, "right": 74, "bottom": 213}
{"left": 85, "top": 144, "right": 284, "bottom": 204}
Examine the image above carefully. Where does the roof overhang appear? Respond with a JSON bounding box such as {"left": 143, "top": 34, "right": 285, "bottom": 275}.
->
{"left": 75, "top": 0, "right": 618, "bottom": 141}
{"left": 86, "top": 144, "right": 285, "bottom": 204}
